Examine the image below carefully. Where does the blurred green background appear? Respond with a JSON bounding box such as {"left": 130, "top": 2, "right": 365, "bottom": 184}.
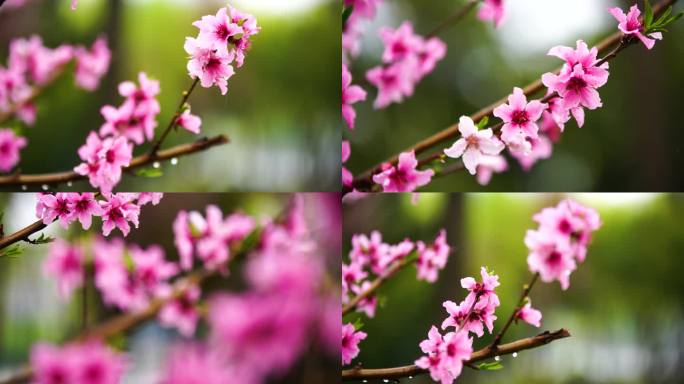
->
{"left": 0, "top": 0, "right": 340, "bottom": 192}
{"left": 344, "top": 193, "right": 684, "bottom": 383}
{"left": 345, "top": 0, "right": 684, "bottom": 191}
{"left": 0, "top": 192, "right": 341, "bottom": 383}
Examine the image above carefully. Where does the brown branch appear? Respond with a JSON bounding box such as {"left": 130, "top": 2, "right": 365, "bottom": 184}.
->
{"left": 0, "top": 219, "right": 47, "bottom": 251}
{"left": 349, "top": 0, "right": 677, "bottom": 192}
{"left": 426, "top": 0, "right": 481, "bottom": 38}
{"left": 342, "top": 256, "right": 415, "bottom": 316}
{"left": 0, "top": 134, "right": 229, "bottom": 188}
{"left": 488, "top": 272, "right": 539, "bottom": 350}
{"left": 342, "top": 328, "right": 571, "bottom": 380}
{"left": 148, "top": 78, "right": 200, "bottom": 156}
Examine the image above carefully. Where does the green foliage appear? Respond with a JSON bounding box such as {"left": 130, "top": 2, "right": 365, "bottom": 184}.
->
{"left": 644, "top": 3, "right": 683, "bottom": 34}
{"left": 477, "top": 361, "right": 504, "bottom": 371}
{"left": 134, "top": 168, "right": 163, "bottom": 178}
{"left": 342, "top": 5, "right": 354, "bottom": 27}
{"left": 352, "top": 317, "right": 365, "bottom": 331}
{"left": 476, "top": 116, "right": 489, "bottom": 130}
{"left": 0, "top": 244, "right": 23, "bottom": 258}
{"left": 27, "top": 233, "right": 55, "bottom": 245}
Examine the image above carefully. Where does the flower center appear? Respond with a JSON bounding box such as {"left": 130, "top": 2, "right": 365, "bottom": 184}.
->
{"left": 512, "top": 110, "right": 529, "bottom": 125}
{"left": 567, "top": 76, "right": 587, "bottom": 92}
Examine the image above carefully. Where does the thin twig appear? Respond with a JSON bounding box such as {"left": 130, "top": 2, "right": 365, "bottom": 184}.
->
{"left": 0, "top": 134, "right": 229, "bottom": 189}
{"left": 342, "top": 256, "right": 415, "bottom": 316}
{"left": 488, "top": 272, "right": 539, "bottom": 350}
{"left": 427, "top": 0, "right": 481, "bottom": 38}
{"left": 341, "top": 328, "right": 571, "bottom": 380}
{"left": 148, "top": 78, "right": 201, "bottom": 156}
{"left": 0, "top": 220, "right": 47, "bottom": 251}
{"left": 349, "top": 0, "right": 677, "bottom": 191}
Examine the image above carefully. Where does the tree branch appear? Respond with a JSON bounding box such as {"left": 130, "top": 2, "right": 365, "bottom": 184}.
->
{"left": 426, "top": 0, "right": 481, "bottom": 38}
{"left": 0, "top": 219, "right": 47, "bottom": 251}
{"left": 148, "top": 78, "right": 200, "bottom": 156}
{"left": 341, "top": 328, "right": 571, "bottom": 381}
{"left": 348, "top": 0, "right": 678, "bottom": 192}
{"left": 343, "top": 256, "right": 415, "bottom": 316}
{"left": 0, "top": 134, "right": 229, "bottom": 189}
{"left": 488, "top": 272, "right": 539, "bottom": 350}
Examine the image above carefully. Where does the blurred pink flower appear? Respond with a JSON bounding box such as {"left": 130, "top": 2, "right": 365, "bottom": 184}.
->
{"left": 31, "top": 341, "right": 125, "bottom": 384}
{"left": 478, "top": 0, "right": 506, "bottom": 28}
{"left": 44, "top": 239, "right": 84, "bottom": 299}
{"left": 416, "top": 229, "right": 451, "bottom": 283}
{"left": 342, "top": 140, "right": 353, "bottom": 187}
{"left": 475, "top": 154, "right": 507, "bottom": 186}
{"left": 74, "top": 37, "right": 111, "bottom": 91}
{"left": 176, "top": 108, "right": 202, "bottom": 134}
{"left": 0, "top": 129, "right": 26, "bottom": 172}
{"left": 159, "top": 285, "right": 201, "bottom": 337}
{"left": 342, "top": 63, "right": 366, "bottom": 130}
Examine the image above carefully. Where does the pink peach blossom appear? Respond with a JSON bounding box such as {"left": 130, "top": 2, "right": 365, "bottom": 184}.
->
{"left": 493, "top": 87, "right": 547, "bottom": 154}
{"left": 0, "top": 129, "right": 27, "bottom": 172}
{"left": 176, "top": 108, "right": 202, "bottom": 134}
{"left": 517, "top": 301, "right": 542, "bottom": 327}
{"left": 444, "top": 116, "right": 505, "bottom": 175}
{"left": 342, "top": 63, "right": 367, "bottom": 130}
{"left": 477, "top": 0, "right": 506, "bottom": 28}
{"left": 74, "top": 37, "right": 111, "bottom": 91}
{"left": 342, "top": 322, "right": 367, "bottom": 365}
{"left": 44, "top": 239, "right": 84, "bottom": 299}
{"left": 609, "top": 5, "right": 663, "bottom": 49}
{"left": 372, "top": 150, "right": 433, "bottom": 192}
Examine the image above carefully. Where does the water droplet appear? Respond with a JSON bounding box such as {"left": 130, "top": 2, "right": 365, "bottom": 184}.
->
{"left": 362, "top": 381, "right": 367, "bottom": 383}
{"left": 152, "top": 161, "right": 161, "bottom": 169}
{"left": 383, "top": 380, "right": 389, "bottom": 383}
{"left": 21, "top": 185, "right": 27, "bottom": 191}
{"left": 409, "top": 376, "right": 414, "bottom": 379}
{"left": 171, "top": 157, "right": 178, "bottom": 165}
{"left": 494, "top": 355, "right": 501, "bottom": 362}
{"left": 41, "top": 184, "right": 48, "bottom": 191}
{"left": 67, "top": 181, "right": 73, "bottom": 187}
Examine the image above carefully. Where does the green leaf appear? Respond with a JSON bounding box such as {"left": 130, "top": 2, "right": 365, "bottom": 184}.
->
{"left": 134, "top": 168, "right": 163, "bottom": 178}
{"left": 342, "top": 6, "right": 354, "bottom": 27}
{"left": 476, "top": 116, "right": 489, "bottom": 130}
{"left": 28, "top": 233, "right": 55, "bottom": 245}
{"left": 477, "top": 361, "right": 504, "bottom": 371}
{"left": 644, "top": 0, "right": 654, "bottom": 28}
{"left": 352, "top": 317, "right": 364, "bottom": 331}
{"left": 1, "top": 244, "right": 23, "bottom": 258}
{"left": 653, "top": 6, "right": 672, "bottom": 26}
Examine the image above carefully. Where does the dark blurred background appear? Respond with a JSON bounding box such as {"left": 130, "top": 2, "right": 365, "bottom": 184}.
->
{"left": 0, "top": 192, "right": 341, "bottom": 383}
{"left": 0, "top": 0, "right": 340, "bottom": 192}
{"left": 345, "top": 0, "right": 684, "bottom": 191}
{"left": 344, "top": 193, "right": 684, "bottom": 383}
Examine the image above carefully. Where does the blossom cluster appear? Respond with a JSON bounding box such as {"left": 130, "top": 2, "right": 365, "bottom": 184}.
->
{"left": 415, "top": 267, "right": 501, "bottom": 383}
{"left": 73, "top": 72, "right": 201, "bottom": 193}
{"left": 31, "top": 341, "right": 125, "bottom": 384}
{"left": 37, "top": 195, "right": 339, "bottom": 384}
{"left": 366, "top": 22, "right": 447, "bottom": 109}
{"left": 354, "top": 2, "right": 671, "bottom": 192}
{"left": 342, "top": 229, "right": 451, "bottom": 365}
{"left": 36, "top": 192, "right": 162, "bottom": 236}
{"left": 0, "top": 35, "right": 110, "bottom": 172}
{"left": 185, "top": 6, "right": 260, "bottom": 95}
{"left": 525, "top": 199, "right": 601, "bottom": 289}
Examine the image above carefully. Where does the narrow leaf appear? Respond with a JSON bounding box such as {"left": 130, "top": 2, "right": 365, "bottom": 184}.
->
{"left": 477, "top": 361, "right": 504, "bottom": 371}
{"left": 134, "top": 168, "right": 163, "bottom": 178}
{"left": 644, "top": 0, "right": 654, "bottom": 28}
{"left": 476, "top": 116, "right": 489, "bottom": 129}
